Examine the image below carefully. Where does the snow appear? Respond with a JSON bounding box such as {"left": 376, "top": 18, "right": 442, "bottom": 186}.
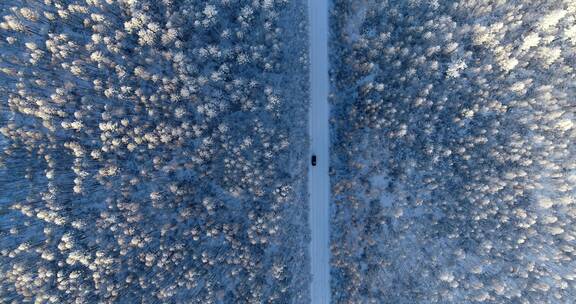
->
{"left": 330, "top": 1, "right": 576, "bottom": 302}
{"left": 343, "top": 0, "right": 370, "bottom": 43}
{"left": 308, "top": 0, "right": 331, "bottom": 302}
{"left": 0, "top": 1, "right": 311, "bottom": 302}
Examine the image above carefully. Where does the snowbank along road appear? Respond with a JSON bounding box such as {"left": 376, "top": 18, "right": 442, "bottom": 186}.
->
{"left": 308, "top": 0, "right": 331, "bottom": 303}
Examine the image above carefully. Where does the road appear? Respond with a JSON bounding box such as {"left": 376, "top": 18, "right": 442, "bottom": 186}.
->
{"left": 308, "top": 0, "right": 331, "bottom": 303}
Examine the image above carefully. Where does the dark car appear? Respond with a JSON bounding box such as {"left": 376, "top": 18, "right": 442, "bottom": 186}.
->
{"left": 311, "top": 155, "right": 317, "bottom": 166}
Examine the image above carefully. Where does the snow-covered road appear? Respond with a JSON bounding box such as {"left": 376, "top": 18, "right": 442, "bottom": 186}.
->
{"left": 308, "top": 0, "right": 331, "bottom": 303}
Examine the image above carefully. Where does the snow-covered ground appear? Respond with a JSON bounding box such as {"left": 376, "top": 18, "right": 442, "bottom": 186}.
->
{"left": 308, "top": 0, "right": 331, "bottom": 303}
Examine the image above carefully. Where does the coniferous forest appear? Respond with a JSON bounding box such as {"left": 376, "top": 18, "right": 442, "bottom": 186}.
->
{"left": 1, "top": 0, "right": 575, "bottom": 303}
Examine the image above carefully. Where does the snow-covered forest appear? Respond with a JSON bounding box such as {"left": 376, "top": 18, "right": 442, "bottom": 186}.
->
{"left": 330, "top": 0, "right": 576, "bottom": 303}
{"left": 0, "top": 0, "right": 310, "bottom": 302}
{"left": 2, "top": 0, "right": 576, "bottom": 303}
